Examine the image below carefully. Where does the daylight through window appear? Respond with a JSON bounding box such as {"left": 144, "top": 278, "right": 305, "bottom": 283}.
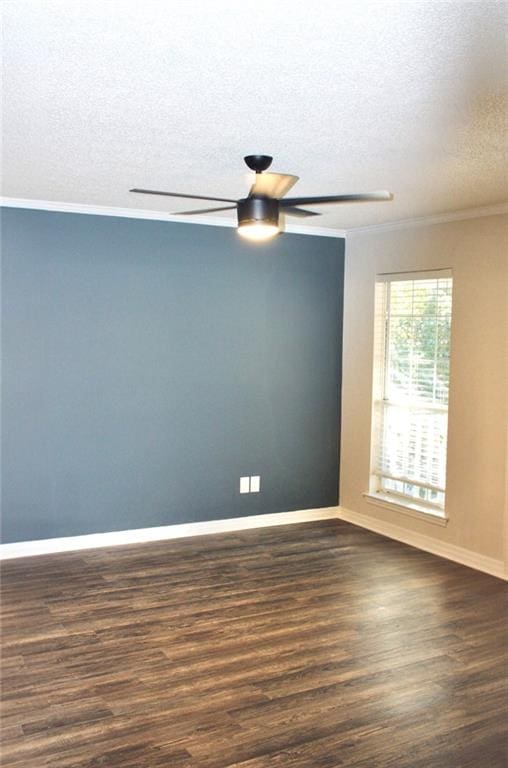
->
{"left": 370, "top": 271, "right": 453, "bottom": 512}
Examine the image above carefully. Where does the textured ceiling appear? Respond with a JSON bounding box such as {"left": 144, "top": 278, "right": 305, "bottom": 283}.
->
{"left": 2, "top": 0, "right": 507, "bottom": 231}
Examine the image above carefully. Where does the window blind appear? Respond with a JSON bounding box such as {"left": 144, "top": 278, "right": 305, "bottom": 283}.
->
{"left": 371, "top": 272, "right": 452, "bottom": 509}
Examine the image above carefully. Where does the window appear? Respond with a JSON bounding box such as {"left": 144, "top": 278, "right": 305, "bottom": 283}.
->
{"left": 369, "top": 270, "right": 453, "bottom": 516}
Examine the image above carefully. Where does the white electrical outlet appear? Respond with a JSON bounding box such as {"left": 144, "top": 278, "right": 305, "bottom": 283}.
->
{"left": 250, "top": 475, "right": 260, "bottom": 493}
{"left": 240, "top": 476, "right": 250, "bottom": 494}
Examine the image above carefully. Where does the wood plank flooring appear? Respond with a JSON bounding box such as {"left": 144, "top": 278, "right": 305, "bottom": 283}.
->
{"left": 1, "top": 519, "right": 507, "bottom": 767}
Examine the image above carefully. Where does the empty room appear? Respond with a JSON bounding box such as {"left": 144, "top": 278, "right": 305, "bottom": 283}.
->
{"left": 1, "top": 1, "right": 507, "bottom": 766}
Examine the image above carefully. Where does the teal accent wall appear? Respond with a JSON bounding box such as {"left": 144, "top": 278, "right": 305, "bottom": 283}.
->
{"left": 1, "top": 208, "right": 344, "bottom": 542}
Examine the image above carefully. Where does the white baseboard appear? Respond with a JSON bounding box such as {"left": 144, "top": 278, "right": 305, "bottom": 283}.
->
{"left": 2, "top": 505, "right": 506, "bottom": 580}
{"left": 0, "top": 507, "right": 339, "bottom": 560}
{"left": 336, "top": 505, "right": 506, "bottom": 580}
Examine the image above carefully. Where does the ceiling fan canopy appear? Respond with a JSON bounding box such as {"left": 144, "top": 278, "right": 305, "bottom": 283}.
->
{"left": 130, "top": 155, "right": 393, "bottom": 241}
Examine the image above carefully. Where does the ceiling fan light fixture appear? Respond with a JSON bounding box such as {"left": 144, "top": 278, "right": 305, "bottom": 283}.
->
{"left": 237, "top": 222, "right": 280, "bottom": 241}
{"left": 236, "top": 197, "right": 280, "bottom": 241}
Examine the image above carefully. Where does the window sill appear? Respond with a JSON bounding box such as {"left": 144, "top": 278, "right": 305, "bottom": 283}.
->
{"left": 362, "top": 492, "right": 448, "bottom": 527}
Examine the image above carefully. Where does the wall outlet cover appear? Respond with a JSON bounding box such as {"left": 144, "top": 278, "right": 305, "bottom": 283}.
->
{"left": 250, "top": 476, "right": 260, "bottom": 493}
{"left": 240, "top": 476, "right": 250, "bottom": 494}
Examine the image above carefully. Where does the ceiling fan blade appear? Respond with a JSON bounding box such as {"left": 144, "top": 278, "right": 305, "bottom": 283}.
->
{"left": 174, "top": 205, "right": 237, "bottom": 215}
{"left": 130, "top": 188, "right": 237, "bottom": 203}
{"left": 249, "top": 173, "right": 299, "bottom": 199}
{"left": 283, "top": 207, "right": 321, "bottom": 218}
{"left": 280, "top": 191, "right": 393, "bottom": 207}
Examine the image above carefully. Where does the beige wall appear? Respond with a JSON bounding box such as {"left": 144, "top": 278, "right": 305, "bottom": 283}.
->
{"left": 341, "top": 214, "right": 508, "bottom": 565}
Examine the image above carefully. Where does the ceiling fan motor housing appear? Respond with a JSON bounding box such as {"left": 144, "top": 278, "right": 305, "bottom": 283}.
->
{"left": 237, "top": 197, "right": 279, "bottom": 228}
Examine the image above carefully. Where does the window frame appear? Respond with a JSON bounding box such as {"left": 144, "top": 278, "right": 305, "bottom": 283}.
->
{"left": 366, "top": 268, "right": 453, "bottom": 523}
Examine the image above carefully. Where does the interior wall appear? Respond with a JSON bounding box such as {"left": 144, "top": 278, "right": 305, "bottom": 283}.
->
{"left": 1, "top": 208, "right": 344, "bottom": 543}
{"left": 341, "top": 214, "right": 508, "bottom": 563}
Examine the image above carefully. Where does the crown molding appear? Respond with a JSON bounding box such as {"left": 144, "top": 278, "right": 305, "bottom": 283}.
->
{"left": 345, "top": 202, "right": 508, "bottom": 236}
{"left": 0, "top": 197, "right": 346, "bottom": 239}
{"left": 3, "top": 197, "right": 506, "bottom": 239}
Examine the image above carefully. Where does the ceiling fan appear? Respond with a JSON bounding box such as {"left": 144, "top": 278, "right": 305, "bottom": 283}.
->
{"left": 130, "top": 155, "right": 393, "bottom": 241}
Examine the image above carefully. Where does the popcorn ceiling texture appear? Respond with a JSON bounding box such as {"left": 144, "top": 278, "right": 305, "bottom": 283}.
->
{"left": 2, "top": 0, "right": 507, "bottom": 229}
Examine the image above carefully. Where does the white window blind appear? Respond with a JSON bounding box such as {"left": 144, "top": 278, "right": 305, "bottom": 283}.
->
{"left": 371, "top": 271, "right": 453, "bottom": 510}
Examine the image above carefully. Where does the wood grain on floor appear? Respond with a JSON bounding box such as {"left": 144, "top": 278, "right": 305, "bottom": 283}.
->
{"left": 1, "top": 519, "right": 507, "bottom": 767}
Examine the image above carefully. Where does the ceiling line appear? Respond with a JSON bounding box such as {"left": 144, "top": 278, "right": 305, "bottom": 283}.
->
{"left": 1, "top": 197, "right": 506, "bottom": 238}
{"left": 345, "top": 203, "right": 508, "bottom": 236}
{"left": 0, "top": 197, "right": 346, "bottom": 239}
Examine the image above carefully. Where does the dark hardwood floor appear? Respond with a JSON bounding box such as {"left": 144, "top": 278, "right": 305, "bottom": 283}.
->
{"left": 1, "top": 519, "right": 507, "bottom": 767}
